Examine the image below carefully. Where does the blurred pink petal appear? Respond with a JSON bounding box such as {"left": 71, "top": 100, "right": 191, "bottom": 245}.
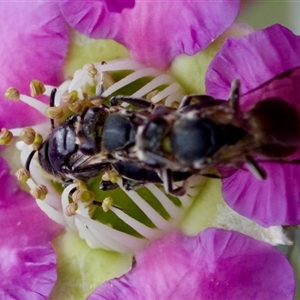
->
{"left": 0, "top": 2, "right": 69, "bottom": 128}
{"left": 88, "top": 229, "right": 295, "bottom": 300}
{"left": 59, "top": 0, "right": 240, "bottom": 69}
{"left": 0, "top": 157, "right": 61, "bottom": 299}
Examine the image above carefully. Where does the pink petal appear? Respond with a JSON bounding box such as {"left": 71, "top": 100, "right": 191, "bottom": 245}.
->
{"left": 204, "top": 24, "right": 300, "bottom": 226}
{"left": 88, "top": 229, "right": 295, "bottom": 300}
{"left": 59, "top": 0, "right": 240, "bottom": 69}
{"left": 0, "top": 244, "right": 57, "bottom": 300}
{"left": 222, "top": 163, "right": 300, "bottom": 226}
{"left": 206, "top": 24, "right": 300, "bottom": 99}
{"left": 0, "top": 157, "right": 62, "bottom": 298}
{"left": 0, "top": 2, "right": 69, "bottom": 128}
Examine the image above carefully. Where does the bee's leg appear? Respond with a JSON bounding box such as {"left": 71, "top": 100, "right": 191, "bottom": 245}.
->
{"left": 245, "top": 155, "right": 267, "bottom": 180}
{"left": 178, "top": 94, "right": 215, "bottom": 109}
{"left": 110, "top": 96, "right": 154, "bottom": 109}
{"left": 140, "top": 150, "right": 175, "bottom": 168}
{"left": 228, "top": 79, "right": 240, "bottom": 116}
{"left": 162, "top": 168, "right": 187, "bottom": 196}
{"left": 99, "top": 180, "right": 119, "bottom": 191}
{"left": 122, "top": 178, "right": 144, "bottom": 191}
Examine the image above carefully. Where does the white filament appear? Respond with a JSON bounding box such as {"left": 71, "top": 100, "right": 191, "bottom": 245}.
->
{"left": 18, "top": 94, "right": 48, "bottom": 115}
{"left": 101, "top": 68, "right": 163, "bottom": 98}
{"left": 131, "top": 74, "right": 176, "bottom": 98}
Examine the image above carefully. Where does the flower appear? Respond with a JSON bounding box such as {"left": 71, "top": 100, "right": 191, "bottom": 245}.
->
{"left": 88, "top": 228, "right": 295, "bottom": 300}
{"left": 0, "top": 156, "right": 61, "bottom": 299}
{"left": 0, "top": 3, "right": 67, "bottom": 299}
{"left": 0, "top": 2, "right": 69, "bottom": 129}
{"left": 205, "top": 24, "right": 300, "bottom": 227}
{"left": 0, "top": 1, "right": 245, "bottom": 298}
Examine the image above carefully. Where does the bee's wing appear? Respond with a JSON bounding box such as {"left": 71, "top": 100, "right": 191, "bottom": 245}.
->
{"left": 240, "top": 66, "right": 300, "bottom": 112}
{"left": 68, "top": 152, "right": 109, "bottom": 179}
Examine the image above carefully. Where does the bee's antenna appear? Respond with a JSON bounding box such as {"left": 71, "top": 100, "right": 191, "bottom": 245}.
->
{"left": 49, "top": 88, "right": 57, "bottom": 129}
{"left": 25, "top": 149, "right": 37, "bottom": 172}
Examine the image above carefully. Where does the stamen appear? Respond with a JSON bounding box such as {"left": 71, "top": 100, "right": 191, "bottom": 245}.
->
{"left": 4, "top": 87, "right": 20, "bottom": 100}
{"left": 30, "top": 80, "right": 46, "bottom": 97}
{"left": 15, "top": 168, "right": 30, "bottom": 183}
{"left": 20, "top": 127, "right": 36, "bottom": 145}
{"left": 86, "top": 63, "right": 98, "bottom": 77}
{"left": 131, "top": 74, "right": 177, "bottom": 98}
{"left": 75, "top": 208, "right": 148, "bottom": 252}
{"left": 72, "top": 189, "right": 94, "bottom": 208}
{"left": 109, "top": 206, "right": 161, "bottom": 239}
{"left": 102, "top": 197, "right": 113, "bottom": 212}
{"left": 14, "top": 94, "right": 48, "bottom": 115}
{"left": 0, "top": 128, "right": 13, "bottom": 145}
{"left": 44, "top": 82, "right": 72, "bottom": 106}
{"left": 94, "top": 59, "right": 146, "bottom": 72}
{"left": 32, "top": 133, "right": 43, "bottom": 150}
{"left": 102, "top": 169, "right": 118, "bottom": 183}
{"left": 65, "top": 202, "right": 79, "bottom": 217}
{"left": 120, "top": 184, "right": 171, "bottom": 230}
{"left": 151, "top": 83, "right": 183, "bottom": 104}
{"left": 30, "top": 184, "right": 48, "bottom": 200}
{"left": 62, "top": 90, "right": 85, "bottom": 113}
{"left": 45, "top": 106, "right": 64, "bottom": 120}
{"left": 68, "top": 99, "right": 84, "bottom": 113}
{"left": 62, "top": 90, "right": 79, "bottom": 104}
{"left": 101, "top": 68, "right": 163, "bottom": 98}
{"left": 145, "top": 184, "right": 183, "bottom": 219}
{"left": 73, "top": 179, "right": 88, "bottom": 190}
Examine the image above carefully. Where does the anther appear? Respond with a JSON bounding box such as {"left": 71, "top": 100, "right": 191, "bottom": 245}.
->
{"left": 0, "top": 128, "right": 13, "bottom": 145}
{"left": 46, "top": 106, "right": 64, "bottom": 120}
{"left": 73, "top": 179, "right": 88, "bottom": 190}
{"left": 68, "top": 100, "right": 83, "bottom": 113}
{"left": 15, "top": 168, "right": 31, "bottom": 183}
{"left": 65, "top": 202, "right": 78, "bottom": 217}
{"left": 86, "top": 63, "right": 98, "bottom": 77}
{"left": 30, "top": 80, "right": 46, "bottom": 97}
{"left": 4, "top": 87, "right": 20, "bottom": 100}
{"left": 72, "top": 189, "right": 94, "bottom": 207}
{"left": 102, "top": 169, "right": 118, "bottom": 183}
{"left": 102, "top": 197, "right": 113, "bottom": 212}
{"left": 30, "top": 184, "right": 48, "bottom": 200}
{"left": 62, "top": 90, "right": 79, "bottom": 104}
{"left": 20, "top": 127, "right": 36, "bottom": 145}
{"left": 32, "top": 133, "right": 43, "bottom": 150}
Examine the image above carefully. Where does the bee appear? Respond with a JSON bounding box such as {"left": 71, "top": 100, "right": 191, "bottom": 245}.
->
{"left": 26, "top": 67, "right": 300, "bottom": 197}
{"left": 121, "top": 67, "right": 300, "bottom": 192}
{"left": 25, "top": 88, "right": 191, "bottom": 196}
